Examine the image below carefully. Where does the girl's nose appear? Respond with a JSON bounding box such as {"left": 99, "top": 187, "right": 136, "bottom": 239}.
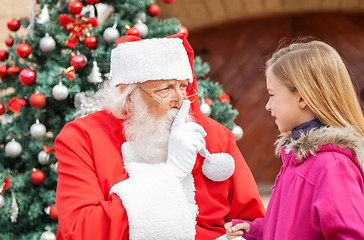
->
{"left": 265, "top": 100, "right": 271, "bottom": 111}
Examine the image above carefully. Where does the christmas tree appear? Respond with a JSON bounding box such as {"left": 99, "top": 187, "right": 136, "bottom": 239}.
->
{"left": 0, "top": 0, "right": 240, "bottom": 238}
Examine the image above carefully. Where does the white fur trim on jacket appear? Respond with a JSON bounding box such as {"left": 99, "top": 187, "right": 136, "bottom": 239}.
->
{"left": 274, "top": 126, "right": 364, "bottom": 174}
{"left": 109, "top": 142, "right": 197, "bottom": 240}
{"left": 110, "top": 38, "right": 193, "bottom": 86}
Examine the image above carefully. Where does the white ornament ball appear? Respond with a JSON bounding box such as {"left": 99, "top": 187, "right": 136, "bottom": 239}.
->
{"left": 51, "top": 162, "right": 58, "bottom": 173}
{"left": 38, "top": 150, "right": 50, "bottom": 165}
{"left": 30, "top": 120, "right": 46, "bottom": 138}
{"left": 232, "top": 124, "right": 244, "bottom": 141}
{"left": 52, "top": 83, "right": 69, "bottom": 101}
{"left": 200, "top": 102, "right": 211, "bottom": 116}
{"left": 0, "top": 195, "right": 5, "bottom": 208}
{"left": 202, "top": 153, "right": 235, "bottom": 182}
{"left": 103, "top": 27, "right": 120, "bottom": 43}
{"left": 40, "top": 230, "right": 56, "bottom": 240}
{"left": 134, "top": 12, "right": 147, "bottom": 23}
{"left": 134, "top": 21, "right": 148, "bottom": 38}
{"left": 39, "top": 34, "right": 56, "bottom": 52}
{"left": 5, "top": 139, "right": 22, "bottom": 158}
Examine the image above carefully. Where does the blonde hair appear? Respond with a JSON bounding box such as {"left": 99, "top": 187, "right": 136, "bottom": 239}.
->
{"left": 266, "top": 40, "right": 364, "bottom": 137}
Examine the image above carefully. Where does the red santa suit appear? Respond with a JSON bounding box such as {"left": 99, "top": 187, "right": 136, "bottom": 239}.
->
{"left": 55, "top": 34, "right": 265, "bottom": 240}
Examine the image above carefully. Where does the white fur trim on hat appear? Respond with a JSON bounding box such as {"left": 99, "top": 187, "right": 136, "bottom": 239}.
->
{"left": 110, "top": 38, "right": 193, "bottom": 86}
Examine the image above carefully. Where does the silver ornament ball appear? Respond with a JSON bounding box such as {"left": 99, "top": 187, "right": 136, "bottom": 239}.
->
{"left": 0, "top": 195, "right": 5, "bottom": 208}
{"left": 5, "top": 140, "right": 22, "bottom": 158}
{"left": 40, "top": 34, "right": 56, "bottom": 52}
{"left": 30, "top": 120, "right": 46, "bottom": 138}
{"left": 51, "top": 162, "right": 58, "bottom": 173}
{"left": 103, "top": 27, "right": 120, "bottom": 43}
{"left": 40, "top": 230, "right": 56, "bottom": 240}
{"left": 134, "top": 12, "right": 147, "bottom": 23}
{"left": 38, "top": 150, "right": 51, "bottom": 165}
{"left": 53, "top": 83, "right": 69, "bottom": 101}
{"left": 232, "top": 124, "right": 244, "bottom": 141}
{"left": 200, "top": 102, "right": 211, "bottom": 116}
{"left": 134, "top": 21, "right": 148, "bottom": 38}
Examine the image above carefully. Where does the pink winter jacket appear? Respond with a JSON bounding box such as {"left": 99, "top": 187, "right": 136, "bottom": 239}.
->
{"left": 235, "top": 126, "right": 364, "bottom": 240}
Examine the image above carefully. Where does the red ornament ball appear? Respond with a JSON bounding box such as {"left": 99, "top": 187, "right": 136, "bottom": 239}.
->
{"left": 7, "top": 18, "right": 20, "bottom": 32}
{"left": 0, "top": 50, "right": 9, "bottom": 62}
{"left": 30, "top": 169, "right": 46, "bottom": 185}
{"left": 5, "top": 37, "right": 14, "bottom": 47}
{"left": 0, "top": 65, "right": 8, "bottom": 78}
{"left": 85, "top": 0, "right": 99, "bottom": 4}
{"left": 84, "top": 35, "right": 98, "bottom": 49}
{"left": 16, "top": 42, "right": 32, "bottom": 58}
{"left": 70, "top": 54, "right": 86, "bottom": 69}
{"left": 147, "top": 4, "right": 160, "bottom": 17}
{"left": 126, "top": 27, "right": 140, "bottom": 37}
{"left": 204, "top": 98, "right": 213, "bottom": 105}
{"left": 68, "top": 1, "right": 83, "bottom": 15}
{"left": 179, "top": 26, "right": 189, "bottom": 38}
{"left": 19, "top": 68, "right": 36, "bottom": 86}
{"left": 0, "top": 102, "right": 5, "bottom": 115}
{"left": 7, "top": 64, "right": 21, "bottom": 76}
{"left": 219, "top": 93, "right": 231, "bottom": 104}
{"left": 30, "top": 92, "right": 46, "bottom": 108}
{"left": 49, "top": 204, "right": 58, "bottom": 220}
{"left": 163, "top": 0, "right": 174, "bottom": 3}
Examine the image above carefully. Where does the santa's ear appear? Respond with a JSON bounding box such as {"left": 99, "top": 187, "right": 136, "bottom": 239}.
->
{"left": 118, "top": 84, "right": 133, "bottom": 117}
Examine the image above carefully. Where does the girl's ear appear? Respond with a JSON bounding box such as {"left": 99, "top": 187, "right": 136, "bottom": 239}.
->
{"left": 298, "top": 97, "right": 308, "bottom": 108}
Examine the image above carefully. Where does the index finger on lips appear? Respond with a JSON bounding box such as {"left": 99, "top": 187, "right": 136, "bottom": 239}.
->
{"left": 172, "top": 100, "right": 191, "bottom": 127}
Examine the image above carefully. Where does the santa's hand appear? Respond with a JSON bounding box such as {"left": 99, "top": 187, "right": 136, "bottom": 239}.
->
{"left": 167, "top": 100, "right": 207, "bottom": 181}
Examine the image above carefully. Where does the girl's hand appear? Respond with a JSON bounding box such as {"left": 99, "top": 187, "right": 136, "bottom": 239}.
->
{"left": 224, "top": 221, "right": 250, "bottom": 240}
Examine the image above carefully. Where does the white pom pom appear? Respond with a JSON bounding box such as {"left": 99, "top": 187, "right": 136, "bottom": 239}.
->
{"left": 202, "top": 153, "right": 235, "bottom": 182}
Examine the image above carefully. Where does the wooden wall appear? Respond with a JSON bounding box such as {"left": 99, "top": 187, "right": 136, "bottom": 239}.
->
{"left": 157, "top": 0, "right": 364, "bottom": 30}
{"left": 188, "top": 13, "right": 364, "bottom": 182}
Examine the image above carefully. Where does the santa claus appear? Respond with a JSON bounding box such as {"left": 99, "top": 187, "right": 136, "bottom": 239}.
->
{"left": 55, "top": 34, "right": 265, "bottom": 239}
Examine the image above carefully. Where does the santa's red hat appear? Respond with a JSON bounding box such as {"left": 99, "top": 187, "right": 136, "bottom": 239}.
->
{"left": 110, "top": 34, "right": 193, "bottom": 86}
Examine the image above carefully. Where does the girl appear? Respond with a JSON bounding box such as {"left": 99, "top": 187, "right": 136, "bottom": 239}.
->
{"left": 225, "top": 40, "right": 364, "bottom": 239}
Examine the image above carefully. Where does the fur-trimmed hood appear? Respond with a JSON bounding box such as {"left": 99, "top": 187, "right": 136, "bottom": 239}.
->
{"left": 275, "top": 126, "right": 364, "bottom": 174}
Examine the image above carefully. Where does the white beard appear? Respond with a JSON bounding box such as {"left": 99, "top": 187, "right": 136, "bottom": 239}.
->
{"left": 124, "top": 92, "right": 192, "bottom": 164}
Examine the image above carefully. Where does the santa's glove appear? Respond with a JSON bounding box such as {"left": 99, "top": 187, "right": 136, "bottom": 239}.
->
{"left": 167, "top": 100, "right": 207, "bottom": 181}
